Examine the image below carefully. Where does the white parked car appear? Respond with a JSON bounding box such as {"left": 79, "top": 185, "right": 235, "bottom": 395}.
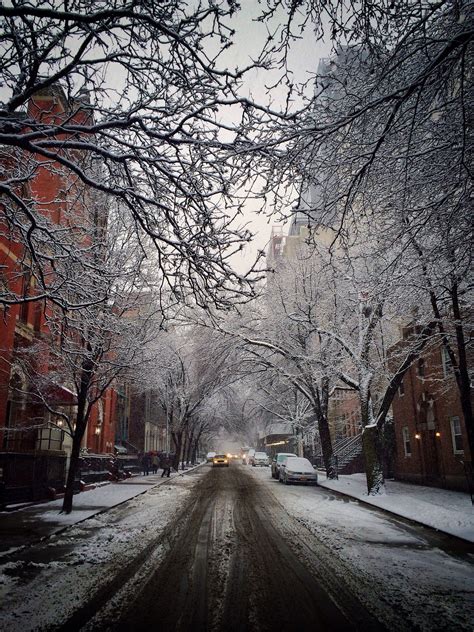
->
{"left": 206, "top": 451, "right": 216, "bottom": 462}
{"left": 279, "top": 457, "right": 318, "bottom": 485}
{"left": 252, "top": 452, "right": 269, "bottom": 466}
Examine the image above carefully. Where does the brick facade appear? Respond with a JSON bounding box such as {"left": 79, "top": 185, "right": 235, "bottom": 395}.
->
{"left": 0, "top": 85, "right": 118, "bottom": 465}
{"left": 391, "top": 340, "right": 472, "bottom": 492}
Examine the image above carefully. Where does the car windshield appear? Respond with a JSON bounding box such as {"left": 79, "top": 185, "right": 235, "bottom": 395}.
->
{"left": 285, "top": 457, "right": 313, "bottom": 470}
{"left": 214, "top": 454, "right": 227, "bottom": 459}
{"left": 255, "top": 453, "right": 267, "bottom": 458}
{"left": 277, "top": 453, "right": 296, "bottom": 462}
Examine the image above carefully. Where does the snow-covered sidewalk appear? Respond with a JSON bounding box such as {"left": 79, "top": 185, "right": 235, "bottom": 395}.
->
{"left": 0, "top": 465, "right": 202, "bottom": 556}
{"left": 317, "top": 472, "right": 474, "bottom": 543}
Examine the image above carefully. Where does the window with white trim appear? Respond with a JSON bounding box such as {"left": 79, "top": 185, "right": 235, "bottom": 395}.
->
{"left": 402, "top": 427, "right": 412, "bottom": 457}
{"left": 441, "top": 347, "right": 453, "bottom": 378}
{"left": 450, "top": 416, "right": 463, "bottom": 454}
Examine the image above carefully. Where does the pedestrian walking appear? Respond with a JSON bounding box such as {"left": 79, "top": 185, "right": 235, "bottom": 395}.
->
{"left": 142, "top": 452, "right": 151, "bottom": 476}
{"left": 151, "top": 453, "right": 160, "bottom": 474}
{"left": 161, "top": 453, "right": 172, "bottom": 478}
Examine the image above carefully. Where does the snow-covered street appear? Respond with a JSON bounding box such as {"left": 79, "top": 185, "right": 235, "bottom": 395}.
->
{"left": 1, "top": 469, "right": 201, "bottom": 630}
{"left": 1, "top": 464, "right": 473, "bottom": 631}
{"left": 248, "top": 466, "right": 474, "bottom": 630}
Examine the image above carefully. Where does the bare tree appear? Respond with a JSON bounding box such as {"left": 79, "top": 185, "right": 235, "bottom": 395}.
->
{"left": 143, "top": 325, "right": 245, "bottom": 470}
{"left": 248, "top": 2, "right": 473, "bottom": 487}
{"left": 13, "top": 206, "right": 164, "bottom": 513}
{"left": 1, "top": 1, "right": 273, "bottom": 311}
{"left": 219, "top": 251, "right": 342, "bottom": 478}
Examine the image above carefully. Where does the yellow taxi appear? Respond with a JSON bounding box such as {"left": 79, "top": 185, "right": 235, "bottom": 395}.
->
{"left": 213, "top": 454, "right": 230, "bottom": 467}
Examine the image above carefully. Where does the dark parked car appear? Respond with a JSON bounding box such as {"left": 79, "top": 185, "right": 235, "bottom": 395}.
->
{"left": 271, "top": 452, "right": 297, "bottom": 479}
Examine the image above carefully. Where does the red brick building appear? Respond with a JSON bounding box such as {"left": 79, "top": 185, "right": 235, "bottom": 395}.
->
{"left": 391, "top": 338, "right": 472, "bottom": 492}
{"left": 0, "top": 86, "right": 118, "bottom": 499}
{"left": 328, "top": 386, "right": 361, "bottom": 440}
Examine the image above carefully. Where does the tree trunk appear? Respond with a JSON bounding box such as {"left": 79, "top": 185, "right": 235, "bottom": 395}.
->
{"left": 181, "top": 431, "right": 188, "bottom": 470}
{"left": 317, "top": 377, "right": 336, "bottom": 479}
{"left": 359, "top": 374, "right": 385, "bottom": 494}
{"left": 191, "top": 440, "right": 199, "bottom": 464}
{"left": 186, "top": 429, "right": 194, "bottom": 465}
{"left": 362, "top": 425, "right": 385, "bottom": 495}
{"left": 62, "top": 366, "right": 91, "bottom": 513}
{"left": 318, "top": 414, "right": 336, "bottom": 479}
{"left": 192, "top": 429, "right": 203, "bottom": 464}
{"left": 451, "top": 280, "right": 474, "bottom": 461}
{"left": 62, "top": 432, "right": 82, "bottom": 514}
{"left": 171, "top": 431, "right": 182, "bottom": 471}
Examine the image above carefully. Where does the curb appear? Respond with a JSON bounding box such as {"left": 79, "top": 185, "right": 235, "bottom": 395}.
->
{"left": 317, "top": 480, "right": 474, "bottom": 545}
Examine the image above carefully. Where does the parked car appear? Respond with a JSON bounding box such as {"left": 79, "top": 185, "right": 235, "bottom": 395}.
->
{"left": 271, "top": 452, "right": 297, "bottom": 479}
{"left": 212, "top": 454, "right": 230, "bottom": 467}
{"left": 245, "top": 448, "right": 256, "bottom": 465}
{"left": 252, "top": 452, "right": 269, "bottom": 466}
{"left": 206, "top": 451, "right": 216, "bottom": 462}
{"left": 279, "top": 457, "right": 318, "bottom": 485}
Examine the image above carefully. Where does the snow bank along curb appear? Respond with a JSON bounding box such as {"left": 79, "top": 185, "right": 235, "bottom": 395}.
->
{"left": 1, "top": 463, "right": 204, "bottom": 555}
{"left": 317, "top": 474, "right": 474, "bottom": 544}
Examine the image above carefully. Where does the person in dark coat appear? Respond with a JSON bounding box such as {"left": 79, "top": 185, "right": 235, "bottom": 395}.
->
{"left": 161, "top": 453, "right": 172, "bottom": 478}
{"left": 142, "top": 452, "right": 151, "bottom": 476}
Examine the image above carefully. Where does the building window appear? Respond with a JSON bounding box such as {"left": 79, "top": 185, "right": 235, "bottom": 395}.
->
{"left": 18, "top": 270, "right": 32, "bottom": 324}
{"left": 417, "top": 358, "right": 425, "bottom": 377}
{"left": 398, "top": 379, "right": 405, "bottom": 397}
{"left": 36, "top": 426, "right": 64, "bottom": 451}
{"left": 441, "top": 347, "right": 453, "bottom": 378}
{"left": 33, "top": 301, "right": 43, "bottom": 331}
{"left": 402, "top": 427, "right": 412, "bottom": 457}
{"left": 450, "top": 416, "right": 464, "bottom": 454}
